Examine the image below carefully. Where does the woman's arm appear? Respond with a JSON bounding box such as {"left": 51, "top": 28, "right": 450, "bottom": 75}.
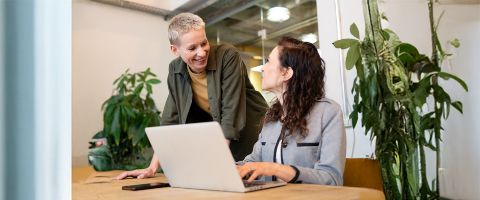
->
{"left": 115, "top": 154, "right": 161, "bottom": 180}
{"left": 236, "top": 128, "right": 264, "bottom": 165}
{"left": 237, "top": 162, "right": 297, "bottom": 183}
{"left": 218, "top": 47, "right": 246, "bottom": 140}
{"left": 292, "top": 103, "right": 346, "bottom": 185}
{"left": 159, "top": 71, "right": 180, "bottom": 125}
{"left": 238, "top": 103, "right": 346, "bottom": 185}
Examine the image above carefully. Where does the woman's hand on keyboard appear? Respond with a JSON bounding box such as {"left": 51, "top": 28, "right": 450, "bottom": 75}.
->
{"left": 237, "top": 162, "right": 280, "bottom": 183}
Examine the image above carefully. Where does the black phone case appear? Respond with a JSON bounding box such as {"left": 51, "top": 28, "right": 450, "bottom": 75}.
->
{"left": 122, "top": 182, "right": 170, "bottom": 191}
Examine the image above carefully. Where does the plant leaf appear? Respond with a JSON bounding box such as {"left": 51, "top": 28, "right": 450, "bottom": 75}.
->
{"left": 436, "top": 72, "right": 469, "bottom": 92}
{"left": 354, "top": 57, "right": 365, "bottom": 80}
{"left": 451, "top": 101, "right": 463, "bottom": 114}
{"left": 433, "top": 85, "right": 451, "bottom": 104}
{"left": 413, "top": 77, "right": 431, "bottom": 107}
{"left": 333, "top": 39, "right": 359, "bottom": 49}
{"left": 350, "top": 23, "right": 360, "bottom": 39}
{"left": 111, "top": 108, "right": 121, "bottom": 145}
{"left": 146, "top": 84, "right": 153, "bottom": 94}
{"left": 146, "top": 67, "right": 156, "bottom": 77}
{"left": 346, "top": 44, "right": 360, "bottom": 70}
{"left": 381, "top": 12, "right": 389, "bottom": 21}
{"left": 128, "top": 125, "right": 139, "bottom": 145}
{"left": 421, "top": 112, "right": 435, "bottom": 130}
{"left": 445, "top": 102, "right": 451, "bottom": 119}
{"left": 350, "top": 108, "right": 359, "bottom": 128}
{"left": 396, "top": 43, "right": 420, "bottom": 58}
{"left": 147, "top": 79, "right": 161, "bottom": 84}
{"left": 368, "top": 75, "right": 378, "bottom": 107}
{"left": 133, "top": 84, "right": 143, "bottom": 95}
{"left": 449, "top": 38, "right": 460, "bottom": 48}
{"left": 380, "top": 29, "right": 390, "bottom": 40}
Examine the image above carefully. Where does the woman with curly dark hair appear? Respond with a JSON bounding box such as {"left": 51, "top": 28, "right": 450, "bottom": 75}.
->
{"left": 237, "top": 37, "right": 346, "bottom": 185}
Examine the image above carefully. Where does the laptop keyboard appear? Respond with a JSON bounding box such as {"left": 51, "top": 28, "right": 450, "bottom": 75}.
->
{"left": 242, "top": 180, "right": 267, "bottom": 187}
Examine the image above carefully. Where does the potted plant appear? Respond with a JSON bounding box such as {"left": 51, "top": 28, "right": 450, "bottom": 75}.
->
{"left": 333, "top": 0, "right": 468, "bottom": 199}
{"left": 88, "top": 68, "right": 162, "bottom": 171}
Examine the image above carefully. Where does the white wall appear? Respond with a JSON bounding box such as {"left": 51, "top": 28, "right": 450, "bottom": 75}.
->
{"left": 320, "top": 0, "right": 479, "bottom": 199}
{"left": 72, "top": 0, "right": 174, "bottom": 166}
{"left": 431, "top": 4, "right": 479, "bottom": 199}
{"left": 317, "top": 0, "right": 375, "bottom": 159}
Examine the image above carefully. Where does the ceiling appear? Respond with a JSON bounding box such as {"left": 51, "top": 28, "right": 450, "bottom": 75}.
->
{"left": 92, "top": 0, "right": 320, "bottom": 64}
{"left": 185, "top": 0, "right": 318, "bottom": 64}
{"left": 198, "top": 0, "right": 318, "bottom": 51}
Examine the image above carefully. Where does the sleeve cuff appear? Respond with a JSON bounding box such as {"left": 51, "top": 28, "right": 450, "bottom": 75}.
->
{"left": 235, "top": 161, "right": 245, "bottom": 165}
{"left": 288, "top": 165, "right": 300, "bottom": 183}
{"left": 221, "top": 125, "right": 240, "bottom": 140}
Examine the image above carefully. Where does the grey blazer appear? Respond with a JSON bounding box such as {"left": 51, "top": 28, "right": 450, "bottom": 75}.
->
{"left": 239, "top": 98, "right": 346, "bottom": 185}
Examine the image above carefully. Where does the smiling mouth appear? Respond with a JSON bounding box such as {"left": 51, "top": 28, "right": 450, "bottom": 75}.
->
{"left": 193, "top": 58, "right": 206, "bottom": 64}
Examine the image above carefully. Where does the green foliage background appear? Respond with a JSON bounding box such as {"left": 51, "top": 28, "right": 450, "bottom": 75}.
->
{"left": 334, "top": 0, "right": 468, "bottom": 199}
{"left": 89, "top": 68, "right": 162, "bottom": 171}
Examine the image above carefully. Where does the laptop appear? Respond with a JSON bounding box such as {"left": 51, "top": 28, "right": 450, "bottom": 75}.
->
{"left": 145, "top": 122, "right": 286, "bottom": 192}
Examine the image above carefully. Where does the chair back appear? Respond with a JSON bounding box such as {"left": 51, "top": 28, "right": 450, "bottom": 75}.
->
{"left": 343, "top": 158, "right": 384, "bottom": 192}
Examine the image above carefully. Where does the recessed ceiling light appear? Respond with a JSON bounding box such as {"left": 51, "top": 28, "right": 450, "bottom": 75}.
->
{"left": 252, "top": 55, "right": 263, "bottom": 60}
{"left": 267, "top": 6, "right": 290, "bottom": 22}
{"left": 300, "top": 33, "right": 318, "bottom": 44}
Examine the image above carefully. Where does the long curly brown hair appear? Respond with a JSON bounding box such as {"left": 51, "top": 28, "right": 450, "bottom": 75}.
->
{"left": 264, "top": 36, "right": 326, "bottom": 138}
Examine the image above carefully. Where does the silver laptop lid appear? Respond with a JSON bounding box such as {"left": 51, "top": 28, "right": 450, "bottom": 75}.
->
{"left": 145, "top": 122, "right": 247, "bottom": 192}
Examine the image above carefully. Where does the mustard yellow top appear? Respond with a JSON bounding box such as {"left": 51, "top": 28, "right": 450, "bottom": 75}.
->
{"left": 187, "top": 66, "right": 211, "bottom": 114}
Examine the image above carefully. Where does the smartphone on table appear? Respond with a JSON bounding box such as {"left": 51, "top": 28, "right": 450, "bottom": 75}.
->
{"left": 122, "top": 182, "right": 170, "bottom": 191}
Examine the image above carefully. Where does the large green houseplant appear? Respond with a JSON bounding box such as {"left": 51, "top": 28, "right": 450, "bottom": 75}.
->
{"left": 334, "top": 0, "right": 468, "bottom": 199}
{"left": 88, "top": 68, "right": 162, "bottom": 171}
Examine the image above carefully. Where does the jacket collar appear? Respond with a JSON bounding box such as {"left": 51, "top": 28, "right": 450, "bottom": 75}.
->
{"left": 173, "top": 45, "right": 218, "bottom": 74}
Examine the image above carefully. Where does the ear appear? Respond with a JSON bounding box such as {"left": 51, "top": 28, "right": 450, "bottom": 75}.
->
{"left": 170, "top": 44, "right": 180, "bottom": 57}
{"left": 283, "top": 67, "right": 294, "bottom": 81}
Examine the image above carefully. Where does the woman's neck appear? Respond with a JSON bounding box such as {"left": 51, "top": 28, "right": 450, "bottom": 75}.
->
{"left": 187, "top": 65, "right": 205, "bottom": 74}
{"left": 275, "top": 92, "right": 283, "bottom": 105}
{"left": 273, "top": 85, "right": 287, "bottom": 106}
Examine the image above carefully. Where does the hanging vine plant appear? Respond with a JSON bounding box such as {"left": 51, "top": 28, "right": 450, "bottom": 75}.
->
{"left": 333, "top": 0, "right": 468, "bottom": 199}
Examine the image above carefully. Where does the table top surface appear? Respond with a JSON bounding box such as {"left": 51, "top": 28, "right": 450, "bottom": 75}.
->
{"left": 73, "top": 167, "right": 385, "bottom": 200}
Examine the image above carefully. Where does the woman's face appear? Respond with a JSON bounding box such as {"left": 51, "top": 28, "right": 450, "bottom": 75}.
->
{"left": 261, "top": 46, "right": 289, "bottom": 93}
{"left": 171, "top": 28, "right": 210, "bottom": 73}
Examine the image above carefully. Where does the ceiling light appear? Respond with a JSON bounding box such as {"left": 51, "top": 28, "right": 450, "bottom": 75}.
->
{"left": 267, "top": 6, "right": 290, "bottom": 22}
{"left": 252, "top": 56, "right": 263, "bottom": 60}
{"left": 300, "top": 33, "right": 318, "bottom": 44}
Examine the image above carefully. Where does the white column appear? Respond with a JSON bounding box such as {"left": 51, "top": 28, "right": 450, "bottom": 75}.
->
{"left": 3, "top": 0, "right": 71, "bottom": 199}
{"left": 316, "top": 0, "right": 375, "bottom": 158}
{"left": 4, "top": 1, "right": 36, "bottom": 199}
{"left": 316, "top": 0, "right": 349, "bottom": 122}
{"left": 33, "top": 1, "right": 72, "bottom": 200}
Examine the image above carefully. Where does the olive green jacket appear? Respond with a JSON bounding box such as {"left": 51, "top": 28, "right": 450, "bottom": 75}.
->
{"left": 160, "top": 44, "right": 268, "bottom": 161}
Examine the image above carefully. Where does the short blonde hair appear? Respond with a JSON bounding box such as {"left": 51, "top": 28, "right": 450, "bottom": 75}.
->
{"left": 168, "top": 13, "right": 205, "bottom": 44}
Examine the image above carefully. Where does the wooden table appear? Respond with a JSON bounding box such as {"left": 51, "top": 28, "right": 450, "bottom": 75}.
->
{"left": 73, "top": 167, "right": 385, "bottom": 200}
